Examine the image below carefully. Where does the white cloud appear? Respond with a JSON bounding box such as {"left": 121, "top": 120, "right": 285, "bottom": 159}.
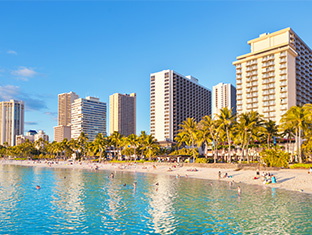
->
{"left": 11, "top": 67, "right": 37, "bottom": 78}
{"left": 7, "top": 50, "right": 17, "bottom": 55}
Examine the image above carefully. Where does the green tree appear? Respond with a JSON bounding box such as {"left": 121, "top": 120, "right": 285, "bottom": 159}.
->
{"left": 216, "top": 107, "right": 236, "bottom": 163}
{"left": 263, "top": 120, "right": 279, "bottom": 149}
{"left": 179, "top": 117, "right": 199, "bottom": 163}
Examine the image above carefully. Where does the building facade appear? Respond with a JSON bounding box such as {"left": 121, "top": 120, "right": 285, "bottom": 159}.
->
{"left": 109, "top": 93, "right": 136, "bottom": 136}
{"left": 150, "top": 70, "right": 211, "bottom": 142}
{"left": 16, "top": 130, "right": 49, "bottom": 145}
{"left": 54, "top": 91, "right": 79, "bottom": 142}
{"left": 71, "top": 96, "right": 107, "bottom": 141}
{"left": 233, "top": 27, "right": 312, "bottom": 123}
{"left": 212, "top": 82, "right": 236, "bottom": 117}
{"left": 0, "top": 100, "right": 24, "bottom": 146}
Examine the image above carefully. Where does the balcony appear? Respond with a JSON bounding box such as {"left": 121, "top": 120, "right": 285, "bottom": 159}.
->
{"left": 280, "top": 81, "right": 287, "bottom": 87}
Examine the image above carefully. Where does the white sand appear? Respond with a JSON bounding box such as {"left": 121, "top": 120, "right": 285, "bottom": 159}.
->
{"left": 1, "top": 160, "right": 312, "bottom": 194}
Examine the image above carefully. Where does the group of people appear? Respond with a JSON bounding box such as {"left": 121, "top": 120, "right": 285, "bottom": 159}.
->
{"left": 261, "top": 172, "right": 276, "bottom": 184}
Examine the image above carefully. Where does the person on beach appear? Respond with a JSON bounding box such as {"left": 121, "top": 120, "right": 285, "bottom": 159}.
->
{"left": 271, "top": 175, "right": 276, "bottom": 184}
{"left": 218, "top": 171, "right": 221, "bottom": 179}
{"left": 256, "top": 168, "right": 260, "bottom": 176}
{"left": 237, "top": 186, "right": 241, "bottom": 196}
{"left": 223, "top": 173, "right": 228, "bottom": 178}
{"left": 110, "top": 173, "right": 114, "bottom": 178}
{"left": 309, "top": 167, "right": 312, "bottom": 174}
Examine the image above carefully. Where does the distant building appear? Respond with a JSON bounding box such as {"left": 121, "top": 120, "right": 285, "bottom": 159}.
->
{"left": 71, "top": 96, "right": 107, "bottom": 141}
{"left": 34, "top": 130, "right": 49, "bottom": 142}
{"left": 212, "top": 83, "right": 236, "bottom": 117}
{"left": 150, "top": 70, "right": 211, "bottom": 142}
{"left": 54, "top": 91, "right": 79, "bottom": 142}
{"left": 109, "top": 93, "right": 136, "bottom": 136}
{"left": 233, "top": 27, "right": 312, "bottom": 123}
{"left": 0, "top": 100, "right": 24, "bottom": 146}
{"left": 16, "top": 130, "right": 49, "bottom": 145}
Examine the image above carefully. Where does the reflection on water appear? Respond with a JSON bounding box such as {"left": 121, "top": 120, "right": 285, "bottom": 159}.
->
{"left": 0, "top": 164, "right": 312, "bottom": 234}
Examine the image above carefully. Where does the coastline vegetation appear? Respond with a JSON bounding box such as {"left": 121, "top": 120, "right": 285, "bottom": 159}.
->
{"left": 1, "top": 105, "right": 312, "bottom": 167}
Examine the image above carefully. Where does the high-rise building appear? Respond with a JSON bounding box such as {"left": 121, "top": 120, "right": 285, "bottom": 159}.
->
{"left": 233, "top": 27, "right": 312, "bottom": 122}
{"left": 150, "top": 70, "right": 211, "bottom": 142}
{"left": 0, "top": 100, "right": 24, "bottom": 146}
{"left": 212, "top": 83, "right": 236, "bottom": 117}
{"left": 109, "top": 93, "right": 136, "bottom": 136}
{"left": 71, "top": 96, "right": 107, "bottom": 141}
{"left": 54, "top": 91, "right": 79, "bottom": 142}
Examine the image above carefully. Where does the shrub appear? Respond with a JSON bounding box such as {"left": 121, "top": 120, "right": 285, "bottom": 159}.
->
{"left": 195, "top": 158, "right": 209, "bottom": 163}
{"left": 260, "top": 149, "right": 289, "bottom": 168}
{"left": 290, "top": 163, "right": 312, "bottom": 169}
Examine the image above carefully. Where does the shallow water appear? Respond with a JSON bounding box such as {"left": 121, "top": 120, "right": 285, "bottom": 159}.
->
{"left": 0, "top": 164, "right": 311, "bottom": 234}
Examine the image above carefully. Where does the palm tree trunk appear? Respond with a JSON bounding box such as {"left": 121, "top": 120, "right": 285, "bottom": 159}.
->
{"left": 267, "top": 134, "right": 270, "bottom": 149}
{"left": 299, "top": 126, "right": 302, "bottom": 163}
{"left": 226, "top": 128, "right": 231, "bottom": 163}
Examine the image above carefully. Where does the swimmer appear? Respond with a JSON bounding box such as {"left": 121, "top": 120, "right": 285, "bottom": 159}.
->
{"left": 238, "top": 186, "right": 241, "bottom": 196}
{"left": 133, "top": 182, "right": 137, "bottom": 188}
{"left": 123, "top": 183, "right": 126, "bottom": 186}
{"left": 110, "top": 173, "right": 114, "bottom": 178}
{"left": 36, "top": 185, "right": 41, "bottom": 190}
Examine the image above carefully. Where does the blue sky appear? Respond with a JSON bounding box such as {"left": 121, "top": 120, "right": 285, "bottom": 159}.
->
{"left": 1, "top": 1, "right": 312, "bottom": 140}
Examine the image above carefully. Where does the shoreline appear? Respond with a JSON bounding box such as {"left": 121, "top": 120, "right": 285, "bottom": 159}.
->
{"left": 1, "top": 160, "right": 312, "bottom": 195}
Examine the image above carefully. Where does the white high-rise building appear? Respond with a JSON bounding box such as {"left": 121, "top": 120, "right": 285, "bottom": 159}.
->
{"left": 212, "top": 83, "right": 236, "bottom": 117}
{"left": 233, "top": 27, "right": 312, "bottom": 122}
{"left": 71, "top": 96, "right": 107, "bottom": 141}
{"left": 150, "top": 70, "right": 211, "bottom": 142}
{"left": 0, "top": 100, "right": 24, "bottom": 146}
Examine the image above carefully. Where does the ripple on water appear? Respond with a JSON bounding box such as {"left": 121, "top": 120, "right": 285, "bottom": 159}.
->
{"left": 0, "top": 164, "right": 312, "bottom": 234}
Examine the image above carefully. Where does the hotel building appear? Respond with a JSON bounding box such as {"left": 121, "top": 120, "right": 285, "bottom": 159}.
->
{"left": 150, "top": 70, "right": 211, "bottom": 142}
{"left": 233, "top": 27, "right": 312, "bottom": 122}
{"left": 109, "top": 93, "right": 136, "bottom": 136}
{"left": 71, "top": 96, "right": 107, "bottom": 141}
{"left": 212, "top": 83, "right": 236, "bottom": 117}
{"left": 54, "top": 91, "right": 79, "bottom": 142}
{"left": 0, "top": 100, "right": 24, "bottom": 146}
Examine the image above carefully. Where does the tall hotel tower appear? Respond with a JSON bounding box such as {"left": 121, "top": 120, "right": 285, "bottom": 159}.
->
{"left": 150, "top": 70, "right": 211, "bottom": 142}
{"left": 109, "top": 93, "right": 136, "bottom": 136}
{"left": 0, "top": 100, "right": 24, "bottom": 146}
{"left": 212, "top": 83, "right": 236, "bottom": 117}
{"left": 71, "top": 96, "right": 107, "bottom": 141}
{"left": 233, "top": 28, "right": 312, "bottom": 122}
{"left": 54, "top": 91, "right": 79, "bottom": 142}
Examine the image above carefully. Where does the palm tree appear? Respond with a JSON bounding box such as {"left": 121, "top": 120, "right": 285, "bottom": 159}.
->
{"left": 126, "top": 134, "right": 139, "bottom": 161}
{"left": 143, "top": 134, "right": 159, "bottom": 161}
{"left": 280, "top": 105, "right": 306, "bottom": 163}
{"left": 110, "top": 131, "right": 123, "bottom": 160}
{"left": 179, "top": 117, "right": 199, "bottom": 163}
{"left": 77, "top": 132, "right": 88, "bottom": 160}
{"left": 235, "top": 111, "right": 263, "bottom": 163}
{"left": 138, "top": 131, "right": 148, "bottom": 159}
{"left": 199, "top": 115, "right": 221, "bottom": 163}
{"left": 93, "top": 133, "right": 108, "bottom": 162}
{"left": 263, "top": 120, "right": 279, "bottom": 149}
{"left": 216, "top": 107, "right": 236, "bottom": 163}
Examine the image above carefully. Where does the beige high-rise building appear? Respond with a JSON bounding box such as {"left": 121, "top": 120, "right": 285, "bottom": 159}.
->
{"left": 109, "top": 93, "right": 136, "bottom": 136}
{"left": 150, "top": 70, "right": 211, "bottom": 142}
{"left": 233, "top": 27, "right": 312, "bottom": 123}
{"left": 212, "top": 83, "right": 236, "bottom": 117}
{"left": 0, "top": 100, "right": 24, "bottom": 146}
{"left": 54, "top": 91, "right": 79, "bottom": 142}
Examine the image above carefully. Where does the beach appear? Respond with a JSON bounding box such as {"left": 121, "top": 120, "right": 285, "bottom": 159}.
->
{"left": 1, "top": 160, "right": 311, "bottom": 195}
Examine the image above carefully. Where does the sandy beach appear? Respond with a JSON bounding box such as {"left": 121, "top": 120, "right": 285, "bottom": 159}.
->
{"left": 1, "top": 160, "right": 312, "bottom": 195}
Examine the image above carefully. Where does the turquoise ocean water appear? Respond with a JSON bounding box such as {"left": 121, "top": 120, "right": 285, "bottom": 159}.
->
{"left": 0, "top": 164, "right": 312, "bottom": 234}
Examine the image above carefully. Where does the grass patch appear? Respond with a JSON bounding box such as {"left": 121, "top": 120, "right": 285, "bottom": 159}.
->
{"left": 289, "top": 163, "right": 312, "bottom": 169}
